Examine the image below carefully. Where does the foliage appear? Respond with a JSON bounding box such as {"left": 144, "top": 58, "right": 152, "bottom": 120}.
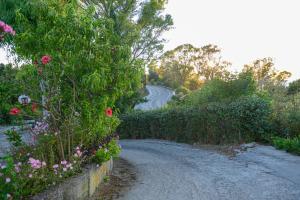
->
{"left": 153, "top": 44, "right": 231, "bottom": 89}
{"left": 243, "top": 57, "right": 291, "bottom": 91}
{"left": 287, "top": 79, "right": 300, "bottom": 95}
{"left": 94, "top": 139, "right": 121, "bottom": 164}
{"left": 0, "top": 0, "right": 172, "bottom": 197}
{"left": 119, "top": 95, "right": 270, "bottom": 144}
{"left": 81, "top": 0, "right": 173, "bottom": 111}
{"left": 176, "top": 72, "right": 256, "bottom": 106}
{"left": 4, "top": 130, "right": 23, "bottom": 147}
{"left": 0, "top": 64, "right": 21, "bottom": 124}
{"left": 273, "top": 137, "right": 300, "bottom": 155}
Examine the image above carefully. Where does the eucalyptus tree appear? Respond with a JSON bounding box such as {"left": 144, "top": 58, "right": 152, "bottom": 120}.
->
{"left": 243, "top": 57, "right": 291, "bottom": 91}
{"left": 158, "top": 44, "right": 231, "bottom": 88}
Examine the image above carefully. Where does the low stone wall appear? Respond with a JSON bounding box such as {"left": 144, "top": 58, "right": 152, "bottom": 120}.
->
{"left": 31, "top": 159, "right": 113, "bottom": 200}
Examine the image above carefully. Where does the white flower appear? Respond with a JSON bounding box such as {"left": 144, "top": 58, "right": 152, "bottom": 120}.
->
{"left": 6, "top": 177, "right": 11, "bottom": 183}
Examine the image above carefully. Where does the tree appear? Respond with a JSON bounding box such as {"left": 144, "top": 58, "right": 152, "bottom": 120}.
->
{"left": 1, "top": 0, "right": 173, "bottom": 111}
{"left": 243, "top": 57, "right": 291, "bottom": 91}
{"left": 157, "top": 44, "right": 231, "bottom": 89}
{"left": 287, "top": 79, "right": 300, "bottom": 95}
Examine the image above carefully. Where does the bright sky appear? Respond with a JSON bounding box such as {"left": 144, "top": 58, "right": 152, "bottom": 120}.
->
{"left": 163, "top": 0, "right": 300, "bottom": 81}
{"left": 1, "top": 0, "right": 299, "bottom": 81}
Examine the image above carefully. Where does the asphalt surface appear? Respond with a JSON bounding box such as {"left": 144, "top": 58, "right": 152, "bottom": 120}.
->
{"left": 115, "top": 85, "right": 300, "bottom": 200}
{"left": 134, "top": 85, "right": 174, "bottom": 111}
{"left": 118, "top": 139, "right": 300, "bottom": 200}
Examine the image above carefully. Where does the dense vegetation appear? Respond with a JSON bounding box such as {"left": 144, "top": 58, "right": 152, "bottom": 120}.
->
{"left": 119, "top": 95, "right": 270, "bottom": 144}
{"left": 0, "top": 0, "right": 172, "bottom": 198}
{"left": 121, "top": 45, "right": 300, "bottom": 154}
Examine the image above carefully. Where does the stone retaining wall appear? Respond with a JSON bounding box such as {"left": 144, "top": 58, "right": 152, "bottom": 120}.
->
{"left": 31, "top": 159, "right": 113, "bottom": 200}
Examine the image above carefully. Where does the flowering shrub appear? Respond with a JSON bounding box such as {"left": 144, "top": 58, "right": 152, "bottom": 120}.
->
{"left": 0, "top": 2, "right": 123, "bottom": 197}
{"left": 0, "top": 0, "right": 171, "bottom": 196}
{"left": 0, "top": 20, "right": 15, "bottom": 41}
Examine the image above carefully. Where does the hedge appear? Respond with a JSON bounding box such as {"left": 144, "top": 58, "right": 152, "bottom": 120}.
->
{"left": 118, "top": 96, "right": 271, "bottom": 144}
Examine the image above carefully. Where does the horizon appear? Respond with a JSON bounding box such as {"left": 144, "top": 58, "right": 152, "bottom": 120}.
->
{"left": 163, "top": 0, "right": 300, "bottom": 81}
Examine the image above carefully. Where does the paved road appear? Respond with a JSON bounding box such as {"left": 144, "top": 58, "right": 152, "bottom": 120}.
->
{"left": 118, "top": 139, "right": 300, "bottom": 200}
{"left": 134, "top": 85, "right": 174, "bottom": 111}
{"left": 116, "top": 85, "right": 300, "bottom": 199}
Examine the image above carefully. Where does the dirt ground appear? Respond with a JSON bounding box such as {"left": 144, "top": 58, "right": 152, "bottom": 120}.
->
{"left": 92, "top": 158, "right": 137, "bottom": 200}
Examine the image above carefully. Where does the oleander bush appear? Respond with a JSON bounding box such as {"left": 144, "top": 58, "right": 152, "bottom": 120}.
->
{"left": 118, "top": 95, "right": 271, "bottom": 144}
{"left": 0, "top": 0, "right": 173, "bottom": 197}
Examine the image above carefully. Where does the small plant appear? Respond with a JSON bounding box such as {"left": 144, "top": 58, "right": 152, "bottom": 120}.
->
{"left": 94, "top": 140, "right": 121, "bottom": 165}
{"left": 273, "top": 136, "right": 300, "bottom": 155}
{"left": 103, "top": 175, "right": 110, "bottom": 183}
{"left": 4, "top": 130, "right": 23, "bottom": 147}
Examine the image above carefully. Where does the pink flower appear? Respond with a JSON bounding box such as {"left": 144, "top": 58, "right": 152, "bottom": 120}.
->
{"left": 3, "top": 24, "right": 12, "bottom": 33}
{"left": 28, "top": 174, "right": 33, "bottom": 178}
{"left": 66, "top": 163, "right": 72, "bottom": 168}
{"left": 15, "top": 165, "right": 21, "bottom": 173}
{"left": 28, "top": 158, "right": 44, "bottom": 169}
{"left": 0, "top": 21, "right": 5, "bottom": 28}
{"left": 53, "top": 164, "right": 59, "bottom": 169}
{"left": 41, "top": 55, "right": 51, "bottom": 65}
{"left": 0, "top": 21, "right": 15, "bottom": 36}
{"left": 76, "top": 149, "right": 82, "bottom": 157}
{"left": 61, "top": 160, "right": 67, "bottom": 165}
{"left": 6, "top": 177, "right": 11, "bottom": 183}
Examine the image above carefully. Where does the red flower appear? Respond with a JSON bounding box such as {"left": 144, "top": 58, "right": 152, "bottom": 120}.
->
{"left": 41, "top": 55, "right": 51, "bottom": 65}
{"left": 9, "top": 108, "right": 21, "bottom": 115}
{"left": 105, "top": 107, "right": 113, "bottom": 117}
{"left": 31, "top": 103, "right": 38, "bottom": 112}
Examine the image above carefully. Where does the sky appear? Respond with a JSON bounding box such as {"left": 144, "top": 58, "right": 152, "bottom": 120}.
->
{"left": 1, "top": 0, "right": 299, "bottom": 81}
{"left": 163, "top": 0, "right": 300, "bottom": 81}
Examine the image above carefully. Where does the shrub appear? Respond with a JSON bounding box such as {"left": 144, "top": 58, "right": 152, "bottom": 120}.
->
{"left": 0, "top": 64, "right": 22, "bottom": 124}
{"left": 273, "top": 137, "right": 300, "bottom": 155}
{"left": 118, "top": 95, "right": 270, "bottom": 144}
{"left": 94, "top": 139, "right": 121, "bottom": 164}
{"left": 181, "top": 75, "right": 256, "bottom": 106}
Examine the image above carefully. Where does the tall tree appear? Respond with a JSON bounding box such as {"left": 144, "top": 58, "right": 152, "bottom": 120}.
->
{"left": 157, "top": 44, "right": 231, "bottom": 88}
{"left": 243, "top": 57, "right": 291, "bottom": 90}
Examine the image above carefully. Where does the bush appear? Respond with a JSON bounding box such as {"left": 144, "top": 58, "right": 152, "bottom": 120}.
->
{"left": 0, "top": 64, "right": 21, "bottom": 124}
{"left": 273, "top": 137, "right": 300, "bottom": 155}
{"left": 118, "top": 95, "right": 270, "bottom": 144}
{"left": 181, "top": 75, "right": 256, "bottom": 106}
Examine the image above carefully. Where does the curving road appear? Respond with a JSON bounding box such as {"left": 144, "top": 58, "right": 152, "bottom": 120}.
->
{"left": 134, "top": 85, "right": 174, "bottom": 111}
{"left": 117, "top": 139, "right": 300, "bottom": 200}
{"left": 111, "top": 85, "right": 300, "bottom": 200}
